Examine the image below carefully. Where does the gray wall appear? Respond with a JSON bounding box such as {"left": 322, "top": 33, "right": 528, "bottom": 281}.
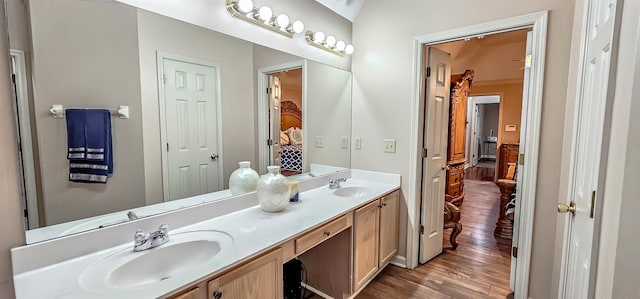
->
{"left": 136, "top": 9, "right": 255, "bottom": 204}
{"left": 482, "top": 103, "right": 499, "bottom": 139}
{"left": 29, "top": 0, "right": 146, "bottom": 225}
{"left": 0, "top": 2, "right": 26, "bottom": 297}
{"left": 351, "top": 1, "right": 575, "bottom": 298}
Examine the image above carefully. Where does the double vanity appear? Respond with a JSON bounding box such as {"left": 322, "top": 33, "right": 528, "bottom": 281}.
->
{"left": 11, "top": 169, "right": 400, "bottom": 298}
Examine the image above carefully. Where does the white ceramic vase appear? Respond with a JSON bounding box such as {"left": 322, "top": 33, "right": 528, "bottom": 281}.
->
{"left": 257, "top": 166, "right": 291, "bottom": 212}
{"left": 229, "top": 161, "right": 260, "bottom": 195}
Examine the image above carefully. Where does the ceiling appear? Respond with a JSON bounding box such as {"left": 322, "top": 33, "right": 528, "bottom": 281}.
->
{"left": 315, "top": 0, "right": 365, "bottom": 22}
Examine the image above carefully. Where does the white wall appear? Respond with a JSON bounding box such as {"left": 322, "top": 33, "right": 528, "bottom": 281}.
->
{"left": 136, "top": 9, "right": 255, "bottom": 204}
{"left": 116, "top": 0, "right": 352, "bottom": 71}
{"left": 351, "top": 1, "right": 575, "bottom": 298}
{"left": 28, "top": 0, "right": 146, "bottom": 225}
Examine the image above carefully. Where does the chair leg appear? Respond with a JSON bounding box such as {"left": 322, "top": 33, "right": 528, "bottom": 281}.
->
{"left": 450, "top": 222, "right": 462, "bottom": 250}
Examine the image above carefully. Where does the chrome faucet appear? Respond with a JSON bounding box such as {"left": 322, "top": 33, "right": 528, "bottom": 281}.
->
{"left": 329, "top": 178, "right": 347, "bottom": 189}
{"left": 127, "top": 211, "right": 138, "bottom": 221}
{"left": 133, "top": 224, "right": 169, "bottom": 252}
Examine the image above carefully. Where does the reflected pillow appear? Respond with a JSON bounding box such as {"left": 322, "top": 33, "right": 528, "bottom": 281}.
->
{"left": 280, "top": 131, "right": 290, "bottom": 145}
{"left": 288, "top": 128, "right": 303, "bottom": 145}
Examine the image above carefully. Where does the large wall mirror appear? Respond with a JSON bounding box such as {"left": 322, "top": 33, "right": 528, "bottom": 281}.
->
{"left": 6, "top": 0, "right": 352, "bottom": 243}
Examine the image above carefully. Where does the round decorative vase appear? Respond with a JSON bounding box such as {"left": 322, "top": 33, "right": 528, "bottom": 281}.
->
{"left": 229, "top": 161, "right": 260, "bottom": 195}
{"left": 257, "top": 166, "right": 291, "bottom": 213}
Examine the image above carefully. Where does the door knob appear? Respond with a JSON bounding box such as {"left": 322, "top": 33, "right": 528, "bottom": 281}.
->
{"left": 442, "top": 165, "right": 450, "bottom": 171}
{"left": 210, "top": 154, "right": 219, "bottom": 161}
{"left": 558, "top": 201, "right": 576, "bottom": 216}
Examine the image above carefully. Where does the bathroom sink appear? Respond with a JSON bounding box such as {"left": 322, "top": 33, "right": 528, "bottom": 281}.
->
{"left": 80, "top": 230, "right": 233, "bottom": 291}
{"left": 333, "top": 186, "right": 372, "bottom": 198}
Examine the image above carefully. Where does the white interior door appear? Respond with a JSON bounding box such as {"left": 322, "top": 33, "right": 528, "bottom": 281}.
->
{"left": 268, "top": 75, "right": 282, "bottom": 167}
{"left": 162, "top": 58, "right": 221, "bottom": 201}
{"left": 419, "top": 47, "right": 451, "bottom": 264}
{"left": 561, "top": 0, "right": 618, "bottom": 297}
{"left": 472, "top": 103, "right": 480, "bottom": 166}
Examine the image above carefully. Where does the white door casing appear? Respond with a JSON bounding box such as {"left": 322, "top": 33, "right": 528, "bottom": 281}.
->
{"left": 159, "top": 55, "right": 222, "bottom": 201}
{"left": 10, "top": 49, "right": 40, "bottom": 229}
{"left": 419, "top": 47, "right": 451, "bottom": 264}
{"left": 560, "top": 0, "right": 618, "bottom": 297}
{"left": 269, "top": 75, "right": 282, "bottom": 167}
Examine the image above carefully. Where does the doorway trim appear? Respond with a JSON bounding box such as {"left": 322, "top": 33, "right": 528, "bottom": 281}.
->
{"left": 156, "top": 51, "right": 224, "bottom": 201}
{"left": 407, "top": 11, "right": 548, "bottom": 299}
{"left": 10, "top": 49, "right": 40, "bottom": 229}
{"left": 257, "top": 60, "right": 306, "bottom": 174}
{"left": 467, "top": 95, "right": 501, "bottom": 167}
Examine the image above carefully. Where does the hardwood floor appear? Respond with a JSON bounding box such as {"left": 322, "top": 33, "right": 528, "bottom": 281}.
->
{"left": 356, "top": 180, "right": 512, "bottom": 299}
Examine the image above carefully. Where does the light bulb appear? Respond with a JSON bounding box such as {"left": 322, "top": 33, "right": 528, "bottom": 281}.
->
{"left": 257, "top": 6, "right": 272, "bottom": 21}
{"left": 325, "top": 36, "right": 337, "bottom": 48}
{"left": 276, "top": 14, "right": 289, "bottom": 29}
{"left": 237, "top": 0, "right": 253, "bottom": 13}
{"left": 345, "top": 44, "right": 354, "bottom": 55}
{"left": 313, "top": 31, "right": 325, "bottom": 43}
{"left": 291, "top": 21, "right": 304, "bottom": 33}
{"left": 336, "top": 41, "right": 346, "bottom": 51}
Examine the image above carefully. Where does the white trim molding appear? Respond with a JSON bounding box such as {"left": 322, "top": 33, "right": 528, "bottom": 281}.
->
{"left": 156, "top": 52, "right": 225, "bottom": 201}
{"left": 257, "top": 60, "right": 306, "bottom": 174}
{"left": 407, "top": 11, "right": 548, "bottom": 299}
{"left": 10, "top": 49, "right": 40, "bottom": 229}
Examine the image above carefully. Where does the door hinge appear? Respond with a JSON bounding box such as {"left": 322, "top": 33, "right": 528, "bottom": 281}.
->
{"left": 166, "top": 143, "right": 169, "bottom": 152}
{"left": 426, "top": 67, "right": 431, "bottom": 78}
{"left": 519, "top": 153, "right": 525, "bottom": 165}
{"left": 266, "top": 87, "right": 272, "bottom": 94}
{"left": 590, "top": 190, "right": 596, "bottom": 219}
{"left": 267, "top": 139, "right": 273, "bottom": 146}
{"left": 162, "top": 74, "right": 167, "bottom": 84}
{"left": 11, "top": 74, "right": 16, "bottom": 84}
{"left": 420, "top": 225, "right": 425, "bottom": 235}
{"left": 512, "top": 246, "right": 518, "bottom": 258}
{"left": 422, "top": 148, "right": 428, "bottom": 158}
{"left": 23, "top": 209, "right": 28, "bottom": 217}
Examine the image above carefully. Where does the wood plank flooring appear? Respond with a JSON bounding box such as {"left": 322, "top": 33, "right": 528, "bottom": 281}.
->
{"left": 356, "top": 179, "right": 512, "bottom": 299}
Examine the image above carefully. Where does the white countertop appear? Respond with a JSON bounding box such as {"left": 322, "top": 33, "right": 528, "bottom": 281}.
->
{"left": 12, "top": 170, "right": 400, "bottom": 298}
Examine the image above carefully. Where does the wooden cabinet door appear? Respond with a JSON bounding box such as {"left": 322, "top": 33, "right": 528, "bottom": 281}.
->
{"left": 169, "top": 286, "right": 205, "bottom": 299}
{"left": 353, "top": 200, "right": 380, "bottom": 291}
{"left": 208, "top": 248, "right": 282, "bottom": 299}
{"left": 378, "top": 191, "right": 399, "bottom": 266}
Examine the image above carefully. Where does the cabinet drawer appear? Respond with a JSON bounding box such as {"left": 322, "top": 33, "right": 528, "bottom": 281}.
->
{"left": 295, "top": 214, "right": 350, "bottom": 255}
{"left": 448, "top": 183, "right": 462, "bottom": 197}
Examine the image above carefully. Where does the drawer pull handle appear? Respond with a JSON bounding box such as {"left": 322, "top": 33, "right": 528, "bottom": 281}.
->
{"left": 324, "top": 231, "right": 331, "bottom": 237}
{"left": 212, "top": 290, "right": 222, "bottom": 299}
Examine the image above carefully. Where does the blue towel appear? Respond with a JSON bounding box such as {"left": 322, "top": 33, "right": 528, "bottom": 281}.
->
{"left": 65, "top": 109, "right": 86, "bottom": 160}
{"left": 66, "top": 109, "right": 113, "bottom": 183}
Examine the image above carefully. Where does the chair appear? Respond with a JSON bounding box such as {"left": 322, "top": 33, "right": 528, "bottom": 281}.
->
{"left": 444, "top": 195, "right": 463, "bottom": 249}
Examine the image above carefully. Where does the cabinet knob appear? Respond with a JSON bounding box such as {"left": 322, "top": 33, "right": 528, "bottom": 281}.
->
{"left": 383, "top": 203, "right": 387, "bottom": 207}
{"left": 212, "top": 290, "right": 222, "bottom": 299}
{"left": 323, "top": 231, "right": 331, "bottom": 237}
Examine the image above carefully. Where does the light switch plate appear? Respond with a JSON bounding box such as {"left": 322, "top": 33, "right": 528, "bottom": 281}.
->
{"left": 315, "top": 136, "right": 324, "bottom": 148}
{"left": 384, "top": 139, "right": 396, "bottom": 153}
{"left": 354, "top": 137, "right": 362, "bottom": 149}
{"left": 340, "top": 136, "right": 348, "bottom": 148}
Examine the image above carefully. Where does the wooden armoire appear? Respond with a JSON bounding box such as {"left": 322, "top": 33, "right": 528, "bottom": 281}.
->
{"left": 445, "top": 70, "right": 474, "bottom": 206}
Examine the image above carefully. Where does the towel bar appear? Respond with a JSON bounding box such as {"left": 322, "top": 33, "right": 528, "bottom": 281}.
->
{"left": 50, "top": 105, "right": 129, "bottom": 119}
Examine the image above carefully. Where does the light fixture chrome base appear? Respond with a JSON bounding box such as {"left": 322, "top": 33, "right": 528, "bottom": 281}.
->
{"left": 226, "top": 0, "right": 294, "bottom": 38}
{"left": 305, "top": 30, "right": 346, "bottom": 57}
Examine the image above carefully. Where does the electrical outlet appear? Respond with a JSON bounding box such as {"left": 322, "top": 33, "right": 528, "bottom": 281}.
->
{"left": 341, "top": 136, "right": 348, "bottom": 148}
{"left": 354, "top": 137, "right": 362, "bottom": 149}
{"left": 315, "top": 136, "right": 324, "bottom": 148}
{"left": 384, "top": 139, "right": 396, "bottom": 153}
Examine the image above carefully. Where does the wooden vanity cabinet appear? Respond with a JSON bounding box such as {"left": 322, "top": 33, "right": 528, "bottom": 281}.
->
{"left": 353, "top": 190, "right": 400, "bottom": 291}
{"left": 207, "top": 248, "right": 282, "bottom": 299}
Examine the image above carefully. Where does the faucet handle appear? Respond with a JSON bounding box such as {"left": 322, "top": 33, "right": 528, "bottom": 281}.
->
{"left": 134, "top": 229, "right": 146, "bottom": 244}
{"left": 158, "top": 224, "right": 169, "bottom": 236}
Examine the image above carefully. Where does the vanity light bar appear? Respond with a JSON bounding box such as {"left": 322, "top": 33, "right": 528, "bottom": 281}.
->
{"left": 305, "top": 30, "right": 354, "bottom": 57}
{"left": 226, "top": 0, "right": 305, "bottom": 38}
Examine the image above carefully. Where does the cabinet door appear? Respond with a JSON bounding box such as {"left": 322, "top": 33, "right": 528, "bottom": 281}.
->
{"left": 378, "top": 190, "right": 399, "bottom": 266}
{"left": 170, "top": 286, "right": 204, "bottom": 299}
{"left": 208, "top": 248, "right": 282, "bottom": 299}
{"left": 353, "top": 200, "right": 380, "bottom": 291}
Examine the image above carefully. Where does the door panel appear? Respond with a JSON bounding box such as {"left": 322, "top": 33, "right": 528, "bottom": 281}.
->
{"left": 163, "top": 58, "right": 220, "bottom": 201}
{"left": 353, "top": 200, "right": 380, "bottom": 290}
{"left": 562, "top": 0, "right": 618, "bottom": 297}
{"left": 419, "top": 47, "right": 451, "bottom": 263}
{"left": 379, "top": 191, "right": 399, "bottom": 266}
{"left": 268, "top": 75, "right": 282, "bottom": 167}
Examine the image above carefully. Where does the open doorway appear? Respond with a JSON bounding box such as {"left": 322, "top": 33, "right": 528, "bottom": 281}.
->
{"left": 466, "top": 95, "right": 501, "bottom": 180}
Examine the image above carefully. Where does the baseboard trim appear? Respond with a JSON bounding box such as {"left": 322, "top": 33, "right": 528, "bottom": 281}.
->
{"left": 389, "top": 255, "right": 407, "bottom": 268}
